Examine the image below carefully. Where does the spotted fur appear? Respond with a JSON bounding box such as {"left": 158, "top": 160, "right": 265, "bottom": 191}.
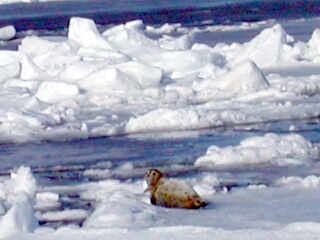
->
{"left": 144, "top": 169, "right": 207, "bottom": 209}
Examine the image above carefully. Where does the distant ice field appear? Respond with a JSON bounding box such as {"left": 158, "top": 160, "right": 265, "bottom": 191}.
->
{"left": 0, "top": 16, "right": 320, "bottom": 144}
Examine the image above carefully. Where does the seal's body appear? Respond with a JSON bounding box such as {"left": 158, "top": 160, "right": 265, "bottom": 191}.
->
{"left": 144, "top": 169, "right": 207, "bottom": 209}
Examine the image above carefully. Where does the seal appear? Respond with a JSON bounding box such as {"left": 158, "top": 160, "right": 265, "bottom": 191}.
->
{"left": 144, "top": 169, "right": 207, "bottom": 209}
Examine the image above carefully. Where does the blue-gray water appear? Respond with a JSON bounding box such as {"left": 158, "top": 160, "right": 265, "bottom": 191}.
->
{"left": 1, "top": 119, "right": 319, "bottom": 186}
{"left": 0, "top": 0, "right": 319, "bottom": 31}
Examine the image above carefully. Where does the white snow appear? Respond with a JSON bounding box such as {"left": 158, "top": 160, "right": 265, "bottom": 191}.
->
{"left": 36, "top": 209, "right": 89, "bottom": 223}
{"left": 35, "top": 81, "right": 80, "bottom": 104}
{"left": 0, "top": 14, "right": 320, "bottom": 240}
{"left": 1, "top": 145, "right": 320, "bottom": 240}
{"left": 276, "top": 175, "right": 320, "bottom": 189}
{"left": 193, "top": 59, "right": 269, "bottom": 96}
{"left": 0, "top": 25, "right": 16, "bottom": 41}
{"left": 212, "top": 24, "right": 298, "bottom": 68}
{"left": 195, "top": 133, "right": 319, "bottom": 167}
{"left": 3, "top": 165, "right": 320, "bottom": 240}
{"left": 68, "top": 17, "right": 113, "bottom": 50}
{"left": 0, "top": 166, "right": 39, "bottom": 238}
{"left": 0, "top": 18, "right": 319, "bottom": 142}
{"left": 125, "top": 108, "right": 206, "bottom": 133}
{"left": 34, "top": 192, "right": 61, "bottom": 211}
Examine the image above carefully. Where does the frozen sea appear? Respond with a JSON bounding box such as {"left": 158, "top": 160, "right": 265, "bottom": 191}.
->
{"left": 0, "top": 0, "right": 320, "bottom": 239}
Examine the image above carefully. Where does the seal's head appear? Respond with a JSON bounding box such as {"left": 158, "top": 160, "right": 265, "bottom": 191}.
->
{"left": 144, "top": 169, "right": 163, "bottom": 192}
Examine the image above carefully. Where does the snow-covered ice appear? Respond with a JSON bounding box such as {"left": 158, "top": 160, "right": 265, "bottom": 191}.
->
{"left": 2, "top": 159, "right": 320, "bottom": 239}
{"left": 0, "top": 166, "right": 38, "bottom": 238}
{"left": 0, "top": 25, "right": 16, "bottom": 41}
{"left": 0, "top": 17, "right": 320, "bottom": 143}
{"left": 195, "top": 133, "right": 319, "bottom": 167}
{"left": 0, "top": 15, "right": 320, "bottom": 240}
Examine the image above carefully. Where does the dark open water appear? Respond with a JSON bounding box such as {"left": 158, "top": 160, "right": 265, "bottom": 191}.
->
{"left": 0, "top": 0, "right": 319, "bottom": 31}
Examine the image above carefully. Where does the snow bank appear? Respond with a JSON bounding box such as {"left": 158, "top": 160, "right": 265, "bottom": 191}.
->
{"left": 0, "top": 166, "right": 38, "bottom": 202}
{"left": 0, "top": 199, "right": 38, "bottom": 238}
{"left": 0, "top": 166, "right": 38, "bottom": 238}
{"left": 276, "top": 175, "right": 320, "bottom": 188}
{"left": 35, "top": 81, "right": 80, "bottom": 104}
{"left": 102, "top": 19, "right": 157, "bottom": 50}
{"left": 82, "top": 179, "right": 158, "bottom": 228}
{"left": 213, "top": 24, "right": 298, "bottom": 68}
{"left": 78, "top": 67, "right": 138, "bottom": 93}
{"left": 125, "top": 108, "right": 206, "bottom": 134}
{"left": 4, "top": 171, "right": 320, "bottom": 240}
{"left": 0, "top": 51, "right": 21, "bottom": 82}
{"left": 68, "top": 17, "right": 113, "bottom": 50}
{"left": 307, "top": 28, "right": 320, "bottom": 63}
{"left": 0, "top": 17, "right": 319, "bottom": 142}
{"left": 195, "top": 133, "right": 319, "bottom": 167}
{"left": 5, "top": 223, "right": 320, "bottom": 240}
{"left": 1, "top": 165, "right": 320, "bottom": 239}
{"left": 193, "top": 59, "right": 269, "bottom": 96}
{"left": 116, "top": 61, "right": 163, "bottom": 89}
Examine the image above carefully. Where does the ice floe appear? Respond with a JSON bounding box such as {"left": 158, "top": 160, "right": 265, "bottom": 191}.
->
{"left": 0, "top": 25, "right": 16, "bottom": 41}
{"left": 0, "top": 166, "right": 38, "bottom": 238}
{"left": 0, "top": 17, "right": 319, "bottom": 142}
{"left": 195, "top": 133, "right": 319, "bottom": 167}
{"left": 2, "top": 156, "right": 320, "bottom": 240}
{"left": 275, "top": 175, "right": 320, "bottom": 188}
